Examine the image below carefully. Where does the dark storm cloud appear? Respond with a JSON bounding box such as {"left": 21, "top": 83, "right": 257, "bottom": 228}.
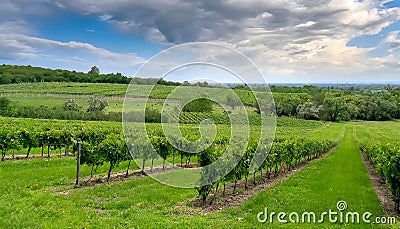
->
{"left": 3, "top": 0, "right": 398, "bottom": 46}
{"left": 45, "top": 0, "right": 319, "bottom": 43}
{"left": 1, "top": 0, "right": 399, "bottom": 79}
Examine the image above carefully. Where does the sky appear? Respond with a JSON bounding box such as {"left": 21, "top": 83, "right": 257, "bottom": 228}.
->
{"left": 0, "top": 0, "right": 399, "bottom": 83}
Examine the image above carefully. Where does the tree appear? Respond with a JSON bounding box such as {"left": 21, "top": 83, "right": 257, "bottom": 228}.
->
{"left": 273, "top": 93, "right": 312, "bottom": 117}
{"left": 254, "top": 93, "right": 275, "bottom": 115}
{"left": 358, "top": 95, "right": 397, "bottom": 121}
{"left": 194, "top": 81, "right": 209, "bottom": 87}
{"left": 312, "top": 92, "right": 325, "bottom": 105}
{"left": 63, "top": 99, "right": 81, "bottom": 112}
{"left": 226, "top": 94, "right": 241, "bottom": 110}
{"left": 87, "top": 97, "right": 108, "bottom": 112}
{"left": 319, "top": 96, "right": 349, "bottom": 121}
{"left": 297, "top": 102, "right": 319, "bottom": 120}
{"left": 0, "top": 73, "right": 12, "bottom": 84}
{"left": 88, "top": 66, "right": 100, "bottom": 75}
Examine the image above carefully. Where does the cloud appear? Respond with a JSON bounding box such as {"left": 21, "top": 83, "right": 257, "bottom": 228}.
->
{"left": 46, "top": 0, "right": 398, "bottom": 42}
{"left": 0, "top": 21, "right": 33, "bottom": 35}
{"left": 383, "top": 30, "right": 400, "bottom": 51}
{"left": 296, "top": 21, "right": 317, "bottom": 28}
{"left": 0, "top": 33, "right": 146, "bottom": 67}
{"left": 42, "top": 0, "right": 399, "bottom": 80}
{"left": 0, "top": 0, "right": 56, "bottom": 21}
{"left": 1, "top": 0, "right": 400, "bottom": 81}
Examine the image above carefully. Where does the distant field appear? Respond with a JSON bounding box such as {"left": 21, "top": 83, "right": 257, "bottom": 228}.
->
{"left": 0, "top": 82, "right": 130, "bottom": 96}
{"left": 0, "top": 82, "right": 263, "bottom": 118}
{"left": 0, "top": 82, "right": 190, "bottom": 98}
{"left": 353, "top": 121, "right": 400, "bottom": 144}
{"left": 1, "top": 94, "right": 155, "bottom": 113}
{"left": 0, "top": 82, "right": 276, "bottom": 106}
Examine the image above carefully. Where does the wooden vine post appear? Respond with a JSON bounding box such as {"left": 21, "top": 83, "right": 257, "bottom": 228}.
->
{"left": 39, "top": 138, "right": 44, "bottom": 157}
{"left": 76, "top": 138, "right": 81, "bottom": 187}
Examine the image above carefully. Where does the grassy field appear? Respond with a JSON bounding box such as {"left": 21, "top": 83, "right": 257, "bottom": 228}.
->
{"left": 353, "top": 121, "right": 400, "bottom": 144}
{"left": 0, "top": 82, "right": 270, "bottom": 105}
{"left": 0, "top": 82, "right": 397, "bottom": 228}
{"left": 0, "top": 82, "right": 130, "bottom": 96}
{"left": 1, "top": 120, "right": 394, "bottom": 228}
{"left": 1, "top": 93, "right": 155, "bottom": 113}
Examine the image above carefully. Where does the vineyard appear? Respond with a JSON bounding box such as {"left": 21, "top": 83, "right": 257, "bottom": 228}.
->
{"left": 0, "top": 117, "right": 338, "bottom": 193}
{"left": 354, "top": 121, "right": 400, "bottom": 213}
{"left": 1, "top": 80, "right": 399, "bottom": 228}
{"left": 1, "top": 0, "right": 400, "bottom": 225}
{"left": 2, "top": 114, "right": 398, "bottom": 227}
{"left": 0, "top": 82, "right": 309, "bottom": 110}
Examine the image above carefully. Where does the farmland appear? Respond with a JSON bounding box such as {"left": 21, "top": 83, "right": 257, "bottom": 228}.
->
{"left": 0, "top": 80, "right": 399, "bottom": 228}
{"left": 0, "top": 118, "right": 395, "bottom": 228}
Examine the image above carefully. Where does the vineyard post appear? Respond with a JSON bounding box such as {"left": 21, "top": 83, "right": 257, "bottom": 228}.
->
{"left": 39, "top": 138, "right": 44, "bottom": 157}
{"left": 76, "top": 138, "right": 81, "bottom": 186}
{"left": 397, "top": 189, "right": 400, "bottom": 213}
{"left": 173, "top": 151, "right": 175, "bottom": 166}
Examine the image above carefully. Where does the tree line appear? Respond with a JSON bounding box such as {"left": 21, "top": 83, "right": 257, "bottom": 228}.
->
{"left": 275, "top": 90, "right": 400, "bottom": 121}
{"left": 0, "top": 64, "right": 202, "bottom": 86}
{"left": 248, "top": 87, "right": 399, "bottom": 122}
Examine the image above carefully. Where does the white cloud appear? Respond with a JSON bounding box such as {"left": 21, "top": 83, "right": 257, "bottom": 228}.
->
{"left": 296, "top": 21, "right": 317, "bottom": 28}
{"left": 382, "top": 30, "right": 400, "bottom": 53}
{"left": 379, "top": 31, "right": 400, "bottom": 68}
{"left": 0, "top": 21, "right": 33, "bottom": 35}
{"left": 0, "top": 33, "right": 146, "bottom": 67}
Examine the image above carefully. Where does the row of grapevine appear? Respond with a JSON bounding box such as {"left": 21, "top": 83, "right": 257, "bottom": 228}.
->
{"left": 78, "top": 126, "right": 334, "bottom": 205}
{"left": 360, "top": 143, "right": 400, "bottom": 212}
{"left": 0, "top": 118, "right": 122, "bottom": 160}
{"left": 166, "top": 112, "right": 229, "bottom": 124}
{"left": 167, "top": 111, "right": 265, "bottom": 126}
{"left": 0, "top": 127, "right": 74, "bottom": 160}
{"left": 0, "top": 117, "right": 336, "bottom": 205}
{"left": 196, "top": 137, "right": 335, "bottom": 205}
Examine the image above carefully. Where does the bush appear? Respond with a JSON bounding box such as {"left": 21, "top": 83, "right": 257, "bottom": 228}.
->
{"left": 87, "top": 97, "right": 108, "bottom": 112}
{"left": 145, "top": 108, "right": 162, "bottom": 123}
{"left": 63, "top": 99, "right": 81, "bottom": 112}
{"left": 0, "top": 97, "right": 11, "bottom": 111}
{"left": 297, "top": 102, "right": 320, "bottom": 120}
